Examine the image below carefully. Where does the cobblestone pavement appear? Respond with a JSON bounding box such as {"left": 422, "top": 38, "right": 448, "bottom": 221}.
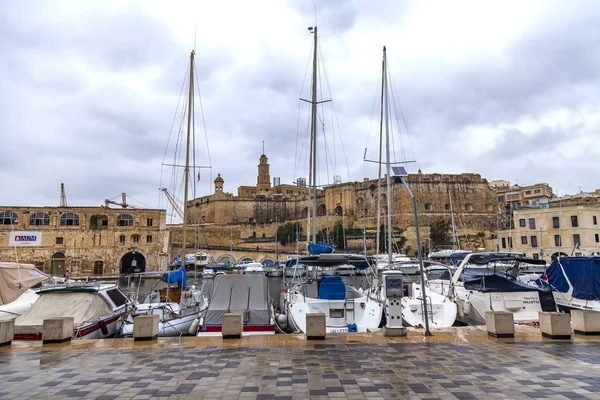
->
{"left": 2, "top": 341, "right": 600, "bottom": 399}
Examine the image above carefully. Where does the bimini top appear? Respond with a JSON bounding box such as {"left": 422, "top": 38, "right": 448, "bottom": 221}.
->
{"left": 204, "top": 274, "right": 270, "bottom": 326}
{"left": 285, "top": 254, "right": 374, "bottom": 270}
{"left": 546, "top": 256, "right": 600, "bottom": 300}
{"left": 318, "top": 277, "right": 346, "bottom": 300}
{"left": 453, "top": 253, "right": 546, "bottom": 266}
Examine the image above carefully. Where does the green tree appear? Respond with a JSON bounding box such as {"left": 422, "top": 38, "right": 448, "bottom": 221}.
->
{"left": 277, "top": 222, "right": 300, "bottom": 245}
{"left": 378, "top": 224, "right": 406, "bottom": 253}
{"left": 429, "top": 218, "right": 452, "bottom": 247}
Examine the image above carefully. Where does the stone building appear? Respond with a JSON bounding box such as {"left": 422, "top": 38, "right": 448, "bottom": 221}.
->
{"left": 0, "top": 206, "right": 168, "bottom": 277}
{"left": 490, "top": 181, "right": 554, "bottom": 210}
{"left": 187, "top": 154, "right": 501, "bottom": 254}
{"left": 491, "top": 190, "right": 600, "bottom": 261}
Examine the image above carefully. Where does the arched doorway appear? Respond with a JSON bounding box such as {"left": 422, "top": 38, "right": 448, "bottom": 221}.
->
{"left": 317, "top": 204, "right": 326, "bottom": 216}
{"left": 551, "top": 252, "right": 569, "bottom": 261}
{"left": 239, "top": 257, "right": 254, "bottom": 264}
{"left": 334, "top": 206, "right": 343, "bottom": 216}
{"left": 94, "top": 261, "right": 104, "bottom": 275}
{"left": 120, "top": 251, "right": 146, "bottom": 274}
{"left": 51, "top": 252, "right": 66, "bottom": 277}
{"left": 217, "top": 255, "right": 234, "bottom": 264}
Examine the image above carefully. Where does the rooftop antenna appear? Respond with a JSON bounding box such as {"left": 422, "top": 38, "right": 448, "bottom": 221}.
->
{"left": 60, "top": 183, "right": 68, "bottom": 207}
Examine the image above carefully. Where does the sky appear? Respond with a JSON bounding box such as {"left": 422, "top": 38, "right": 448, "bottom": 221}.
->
{"left": 2, "top": 0, "right": 600, "bottom": 212}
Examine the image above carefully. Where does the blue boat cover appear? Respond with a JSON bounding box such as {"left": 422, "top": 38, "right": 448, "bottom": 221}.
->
{"left": 319, "top": 276, "right": 346, "bottom": 300}
{"left": 285, "top": 255, "right": 373, "bottom": 270}
{"left": 546, "top": 257, "right": 600, "bottom": 300}
{"left": 451, "top": 253, "right": 546, "bottom": 265}
{"left": 162, "top": 266, "right": 187, "bottom": 288}
{"left": 462, "top": 268, "right": 539, "bottom": 292}
{"left": 308, "top": 242, "right": 336, "bottom": 255}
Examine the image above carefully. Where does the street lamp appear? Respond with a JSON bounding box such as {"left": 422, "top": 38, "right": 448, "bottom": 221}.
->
{"left": 392, "top": 166, "right": 431, "bottom": 336}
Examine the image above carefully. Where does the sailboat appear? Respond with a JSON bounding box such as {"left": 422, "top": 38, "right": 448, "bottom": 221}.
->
{"left": 281, "top": 26, "right": 383, "bottom": 334}
{"left": 365, "top": 47, "right": 457, "bottom": 329}
{"left": 120, "top": 50, "right": 208, "bottom": 337}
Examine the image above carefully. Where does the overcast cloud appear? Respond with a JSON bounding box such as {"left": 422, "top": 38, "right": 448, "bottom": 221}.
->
{"left": 1, "top": 0, "right": 600, "bottom": 214}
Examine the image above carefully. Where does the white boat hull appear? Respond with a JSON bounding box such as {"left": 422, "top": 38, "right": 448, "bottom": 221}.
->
{"left": 0, "top": 290, "right": 39, "bottom": 321}
{"left": 120, "top": 312, "right": 199, "bottom": 337}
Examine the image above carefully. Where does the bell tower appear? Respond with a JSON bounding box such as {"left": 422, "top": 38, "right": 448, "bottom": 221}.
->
{"left": 257, "top": 154, "right": 271, "bottom": 192}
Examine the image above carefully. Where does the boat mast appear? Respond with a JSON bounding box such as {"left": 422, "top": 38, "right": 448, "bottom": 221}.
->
{"left": 309, "top": 26, "right": 318, "bottom": 244}
{"left": 375, "top": 47, "right": 385, "bottom": 257}
{"left": 448, "top": 188, "right": 459, "bottom": 250}
{"left": 181, "top": 50, "right": 195, "bottom": 270}
{"left": 383, "top": 47, "right": 393, "bottom": 266}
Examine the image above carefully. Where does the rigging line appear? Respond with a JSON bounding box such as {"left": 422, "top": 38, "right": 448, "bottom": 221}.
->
{"left": 317, "top": 45, "right": 335, "bottom": 180}
{"left": 194, "top": 63, "right": 213, "bottom": 186}
{"left": 388, "top": 66, "right": 413, "bottom": 167}
{"left": 162, "top": 63, "right": 190, "bottom": 169}
{"left": 364, "top": 66, "right": 383, "bottom": 163}
{"left": 388, "top": 75, "right": 406, "bottom": 166}
{"left": 294, "top": 40, "right": 315, "bottom": 180}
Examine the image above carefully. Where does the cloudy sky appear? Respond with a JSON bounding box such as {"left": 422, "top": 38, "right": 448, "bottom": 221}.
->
{"left": 2, "top": 0, "right": 600, "bottom": 213}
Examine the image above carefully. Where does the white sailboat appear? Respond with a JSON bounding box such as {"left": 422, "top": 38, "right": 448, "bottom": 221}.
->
{"left": 367, "top": 46, "right": 456, "bottom": 329}
{"left": 282, "top": 26, "right": 383, "bottom": 334}
{"left": 120, "top": 50, "right": 208, "bottom": 337}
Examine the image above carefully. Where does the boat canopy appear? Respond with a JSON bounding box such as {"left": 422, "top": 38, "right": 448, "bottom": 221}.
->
{"left": 204, "top": 274, "right": 270, "bottom": 326}
{"left": 308, "top": 242, "right": 335, "bottom": 255}
{"left": 462, "top": 269, "right": 541, "bottom": 293}
{"left": 0, "top": 262, "right": 50, "bottom": 305}
{"left": 318, "top": 277, "right": 346, "bottom": 300}
{"left": 162, "top": 266, "right": 187, "bottom": 288}
{"left": 285, "top": 254, "right": 374, "bottom": 270}
{"left": 453, "top": 253, "right": 546, "bottom": 266}
{"left": 546, "top": 256, "right": 600, "bottom": 300}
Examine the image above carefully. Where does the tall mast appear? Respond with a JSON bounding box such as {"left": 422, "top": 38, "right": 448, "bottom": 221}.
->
{"left": 448, "top": 187, "right": 459, "bottom": 250}
{"left": 375, "top": 47, "right": 385, "bottom": 256}
{"left": 181, "top": 50, "right": 195, "bottom": 269}
{"left": 309, "top": 26, "right": 318, "bottom": 244}
{"left": 383, "top": 47, "right": 393, "bottom": 266}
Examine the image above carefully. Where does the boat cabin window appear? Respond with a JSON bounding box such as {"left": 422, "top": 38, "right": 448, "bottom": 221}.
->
{"left": 106, "top": 288, "right": 128, "bottom": 307}
{"left": 330, "top": 309, "right": 344, "bottom": 318}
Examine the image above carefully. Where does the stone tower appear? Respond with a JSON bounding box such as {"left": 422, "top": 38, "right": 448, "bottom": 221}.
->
{"left": 214, "top": 173, "right": 224, "bottom": 194}
{"left": 257, "top": 154, "right": 271, "bottom": 192}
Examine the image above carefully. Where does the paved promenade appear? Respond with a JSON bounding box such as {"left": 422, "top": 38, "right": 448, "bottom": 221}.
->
{"left": 1, "top": 326, "right": 600, "bottom": 399}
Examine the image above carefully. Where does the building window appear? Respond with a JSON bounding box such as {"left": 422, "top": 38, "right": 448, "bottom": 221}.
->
{"left": 119, "top": 235, "right": 126, "bottom": 246}
{"left": 132, "top": 234, "right": 140, "bottom": 244}
{"left": 29, "top": 212, "right": 50, "bottom": 226}
{"left": 90, "top": 215, "right": 108, "bottom": 230}
{"left": 573, "top": 234, "right": 581, "bottom": 247}
{"left": 525, "top": 190, "right": 531, "bottom": 195}
{"left": 498, "top": 195, "right": 504, "bottom": 203}
{"left": 553, "top": 217, "right": 559, "bottom": 229}
{"left": 146, "top": 235, "right": 152, "bottom": 244}
{"left": 117, "top": 214, "right": 134, "bottom": 227}
{"left": 594, "top": 216, "right": 598, "bottom": 225}
{"left": 0, "top": 211, "right": 18, "bottom": 225}
{"left": 94, "top": 261, "right": 104, "bottom": 275}
{"left": 534, "top": 189, "right": 541, "bottom": 194}
{"left": 519, "top": 219, "right": 526, "bottom": 227}
{"left": 531, "top": 236, "right": 538, "bottom": 248}
{"left": 56, "top": 237, "right": 63, "bottom": 245}
{"left": 554, "top": 235, "right": 562, "bottom": 246}
{"left": 444, "top": 203, "right": 450, "bottom": 211}
{"left": 521, "top": 236, "right": 528, "bottom": 245}
{"left": 529, "top": 218, "right": 536, "bottom": 229}
{"left": 501, "top": 238, "right": 506, "bottom": 249}
{"left": 571, "top": 216, "right": 578, "bottom": 228}
{"left": 60, "top": 212, "right": 79, "bottom": 226}
{"left": 596, "top": 234, "right": 599, "bottom": 243}
{"left": 424, "top": 203, "right": 432, "bottom": 211}
{"left": 147, "top": 218, "right": 153, "bottom": 227}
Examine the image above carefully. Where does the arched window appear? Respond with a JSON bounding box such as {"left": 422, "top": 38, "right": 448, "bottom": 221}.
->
{"left": 301, "top": 207, "right": 308, "bottom": 219}
{"left": 119, "top": 235, "right": 126, "bottom": 246}
{"left": 94, "top": 261, "right": 104, "bottom": 275}
{"left": 334, "top": 206, "right": 343, "bottom": 216}
{"left": 0, "top": 211, "right": 18, "bottom": 225}
{"left": 29, "top": 212, "right": 50, "bottom": 226}
{"left": 60, "top": 212, "right": 79, "bottom": 226}
{"left": 131, "top": 234, "right": 140, "bottom": 244}
{"left": 116, "top": 214, "right": 134, "bottom": 227}
{"left": 146, "top": 235, "right": 153, "bottom": 244}
{"left": 317, "top": 204, "right": 326, "bottom": 216}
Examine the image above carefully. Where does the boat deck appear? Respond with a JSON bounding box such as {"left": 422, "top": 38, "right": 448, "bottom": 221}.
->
{"left": 2, "top": 326, "right": 600, "bottom": 399}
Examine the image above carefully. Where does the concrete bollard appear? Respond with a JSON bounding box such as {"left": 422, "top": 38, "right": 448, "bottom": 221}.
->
{"left": 571, "top": 310, "right": 600, "bottom": 335}
{"left": 0, "top": 320, "right": 15, "bottom": 347}
{"left": 305, "top": 313, "right": 326, "bottom": 340}
{"left": 222, "top": 313, "right": 243, "bottom": 339}
{"left": 133, "top": 314, "right": 159, "bottom": 341}
{"left": 485, "top": 311, "right": 515, "bottom": 338}
{"left": 42, "top": 317, "right": 74, "bottom": 344}
{"left": 539, "top": 312, "right": 571, "bottom": 340}
{"left": 383, "top": 326, "right": 407, "bottom": 337}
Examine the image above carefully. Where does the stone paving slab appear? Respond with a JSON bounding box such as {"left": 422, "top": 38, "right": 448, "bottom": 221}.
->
{"left": 2, "top": 337, "right": 600, "bottom": 399}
